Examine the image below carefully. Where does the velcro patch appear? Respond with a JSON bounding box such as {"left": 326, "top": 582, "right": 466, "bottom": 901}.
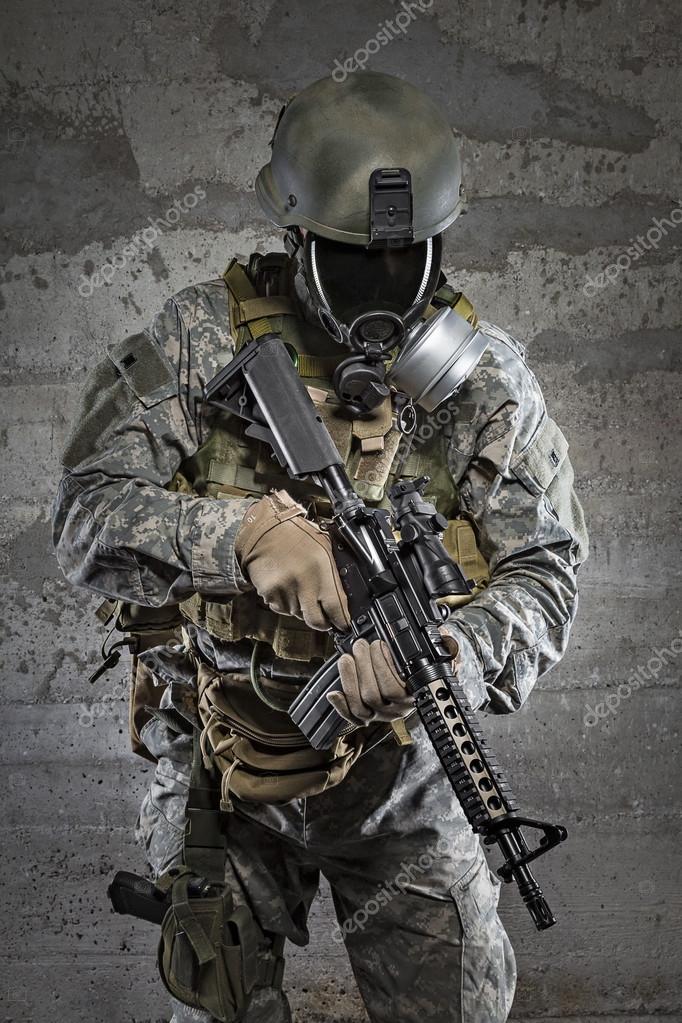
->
{"left": 107, "top": 331, "right": 177, "bottom": 409}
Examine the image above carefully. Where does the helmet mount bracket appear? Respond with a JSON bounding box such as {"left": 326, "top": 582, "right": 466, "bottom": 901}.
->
{"left": 369, "top": 168, "right": 414, "bottom": 246}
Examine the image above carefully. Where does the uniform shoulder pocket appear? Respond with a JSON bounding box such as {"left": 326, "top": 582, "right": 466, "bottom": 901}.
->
{"left": 107, "top": 331, "right": 178, "bottom": 409}
{"left": 512, "top": 415, "right": 589, "bottom": 562}
{"left": 511, "top": 415, "right": 568, "bottom": 496}
{"left": 61, "top": 332, "right": 179, "bottom": 469}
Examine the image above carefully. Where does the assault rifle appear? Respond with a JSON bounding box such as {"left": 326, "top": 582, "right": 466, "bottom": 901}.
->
{"left": 205, "top": 335, "right": 567, "bottom": 930}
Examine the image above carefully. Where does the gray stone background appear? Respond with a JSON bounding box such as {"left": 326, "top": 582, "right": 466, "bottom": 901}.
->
{"left": 1, "top": 0, "right": 680, "bottom": 1020}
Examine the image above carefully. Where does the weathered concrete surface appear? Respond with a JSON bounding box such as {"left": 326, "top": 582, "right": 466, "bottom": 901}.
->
{"left": 1, "top": 0, "right": 680, "bottom": 1020}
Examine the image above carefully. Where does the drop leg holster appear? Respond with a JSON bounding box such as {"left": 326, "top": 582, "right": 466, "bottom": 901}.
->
{"left": 110, "top": 726, "right": 285, "bottom": 1022}
{"left": 156, "top": 729, "right": 286, "bottom": 1020}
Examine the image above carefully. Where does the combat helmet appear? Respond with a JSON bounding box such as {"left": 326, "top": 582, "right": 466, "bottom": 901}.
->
{"left": 254, "top": 72, "right": 480, "bottom": 418}
{"left": 255, "top": 71, "right": 463, "bottom": 246}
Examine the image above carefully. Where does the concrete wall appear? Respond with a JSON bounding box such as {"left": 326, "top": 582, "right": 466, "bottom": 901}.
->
{"left": 1, "top": 0, "right": 680, "bottom": 1020}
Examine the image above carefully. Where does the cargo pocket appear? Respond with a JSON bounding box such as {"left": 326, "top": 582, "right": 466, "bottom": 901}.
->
{"left": 136, "top": 700, "right": 193, "bottom": 877}
{"left": 450, "top": 851, "right": 516, "bottom": 1023}
{"left": 511, "top": 414, "right": 589, "bottom": 564}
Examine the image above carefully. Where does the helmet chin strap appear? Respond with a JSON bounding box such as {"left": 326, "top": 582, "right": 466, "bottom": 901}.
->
{"left": 284, "top": 225, "right": 305, "bottom": 257}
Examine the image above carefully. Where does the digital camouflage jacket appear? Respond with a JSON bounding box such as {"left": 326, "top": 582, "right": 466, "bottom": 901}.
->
{"left": 52, "top": 261, "right": 588, "bottom": 716}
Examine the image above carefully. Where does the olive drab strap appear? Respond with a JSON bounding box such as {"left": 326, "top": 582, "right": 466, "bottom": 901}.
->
{"left": 431, "top": 283, "right": 479, "bottom": 327}
{"left": 223, "top": 259, "right": 296, "bottom": 346}
{"left": 223, "top": 257, "right": 342, "bottom": 378}
{"left": 183, "top": 728, "right": 226, "bottom": 883}
{"left": 295, "top": 352, "right": 342, "bottom": 378}
{"left": 167, "top": 872, "right": 220, "bottom": 967}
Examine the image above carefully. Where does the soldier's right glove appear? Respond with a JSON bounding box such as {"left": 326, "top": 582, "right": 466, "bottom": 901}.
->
{"left": 235, "top": 490, "right": 350, "bottom": 633}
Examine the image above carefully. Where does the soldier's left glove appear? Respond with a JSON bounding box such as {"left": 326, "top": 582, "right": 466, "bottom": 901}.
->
{"left": 326, "top": 630, "right": 460, "bottom": 726}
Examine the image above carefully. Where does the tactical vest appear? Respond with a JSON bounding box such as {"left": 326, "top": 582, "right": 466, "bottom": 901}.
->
{"left": 170, "top": 253, "right": 489, "bottom": 663}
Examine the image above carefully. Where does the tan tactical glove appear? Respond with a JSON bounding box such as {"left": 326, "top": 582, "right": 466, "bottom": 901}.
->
{"left": 235, "top": 490, "right": 350, "bottom": 632}
{"left": 326, "top": 630, "right": 460, "bottom": 726}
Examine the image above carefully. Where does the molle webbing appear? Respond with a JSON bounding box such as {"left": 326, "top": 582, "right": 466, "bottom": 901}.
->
{"left": 296, "top": 353, "right": 342, "bottom": 378}
{"left": 180, "top": 588, "right": 336, "bottom": 662}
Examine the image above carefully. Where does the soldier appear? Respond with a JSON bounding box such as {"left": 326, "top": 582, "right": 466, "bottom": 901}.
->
{"left": 53, "top": 72, "right": 588, "bottom": 1023}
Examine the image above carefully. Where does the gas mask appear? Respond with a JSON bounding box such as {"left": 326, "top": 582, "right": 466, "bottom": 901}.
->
{"left": 302, "top": 230, "right": 488, "bottom": 420}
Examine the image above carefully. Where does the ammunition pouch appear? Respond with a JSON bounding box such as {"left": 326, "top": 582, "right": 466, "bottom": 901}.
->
{"left": 179, "top": 588, "right": 336, "bottom": 663}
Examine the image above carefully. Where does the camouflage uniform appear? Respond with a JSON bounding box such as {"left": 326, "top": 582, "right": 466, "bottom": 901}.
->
{"left": 53, "top": 257, "right": 587, "bottom": 1023}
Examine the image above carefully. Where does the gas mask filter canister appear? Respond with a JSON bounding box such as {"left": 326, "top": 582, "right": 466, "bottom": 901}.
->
{"left": 386, "top": 305, "right": 489, "bottom": 414}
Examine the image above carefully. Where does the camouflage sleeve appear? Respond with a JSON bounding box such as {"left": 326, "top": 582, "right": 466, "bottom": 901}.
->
{"left": 441, "top": 323, "right": 589, "bottom": 714}
{"left": 52, "top": 281, "right": 255, "bottom": 605}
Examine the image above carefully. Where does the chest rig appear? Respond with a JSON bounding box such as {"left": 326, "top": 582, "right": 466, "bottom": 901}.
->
{"left": 172, "top": 252, "right": 483, "bottom": 663}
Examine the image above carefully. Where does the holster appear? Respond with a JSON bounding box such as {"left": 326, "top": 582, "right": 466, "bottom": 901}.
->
{"left": 155, "top": 731, "right": 284, "bottom": 1022}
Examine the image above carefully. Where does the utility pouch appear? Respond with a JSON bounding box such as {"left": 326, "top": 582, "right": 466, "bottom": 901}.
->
{"left": 93, "top": 598, "right": 184, "bottom": 761}
{"left": 195, "top": 659, "right": 374, "bottom": 808}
